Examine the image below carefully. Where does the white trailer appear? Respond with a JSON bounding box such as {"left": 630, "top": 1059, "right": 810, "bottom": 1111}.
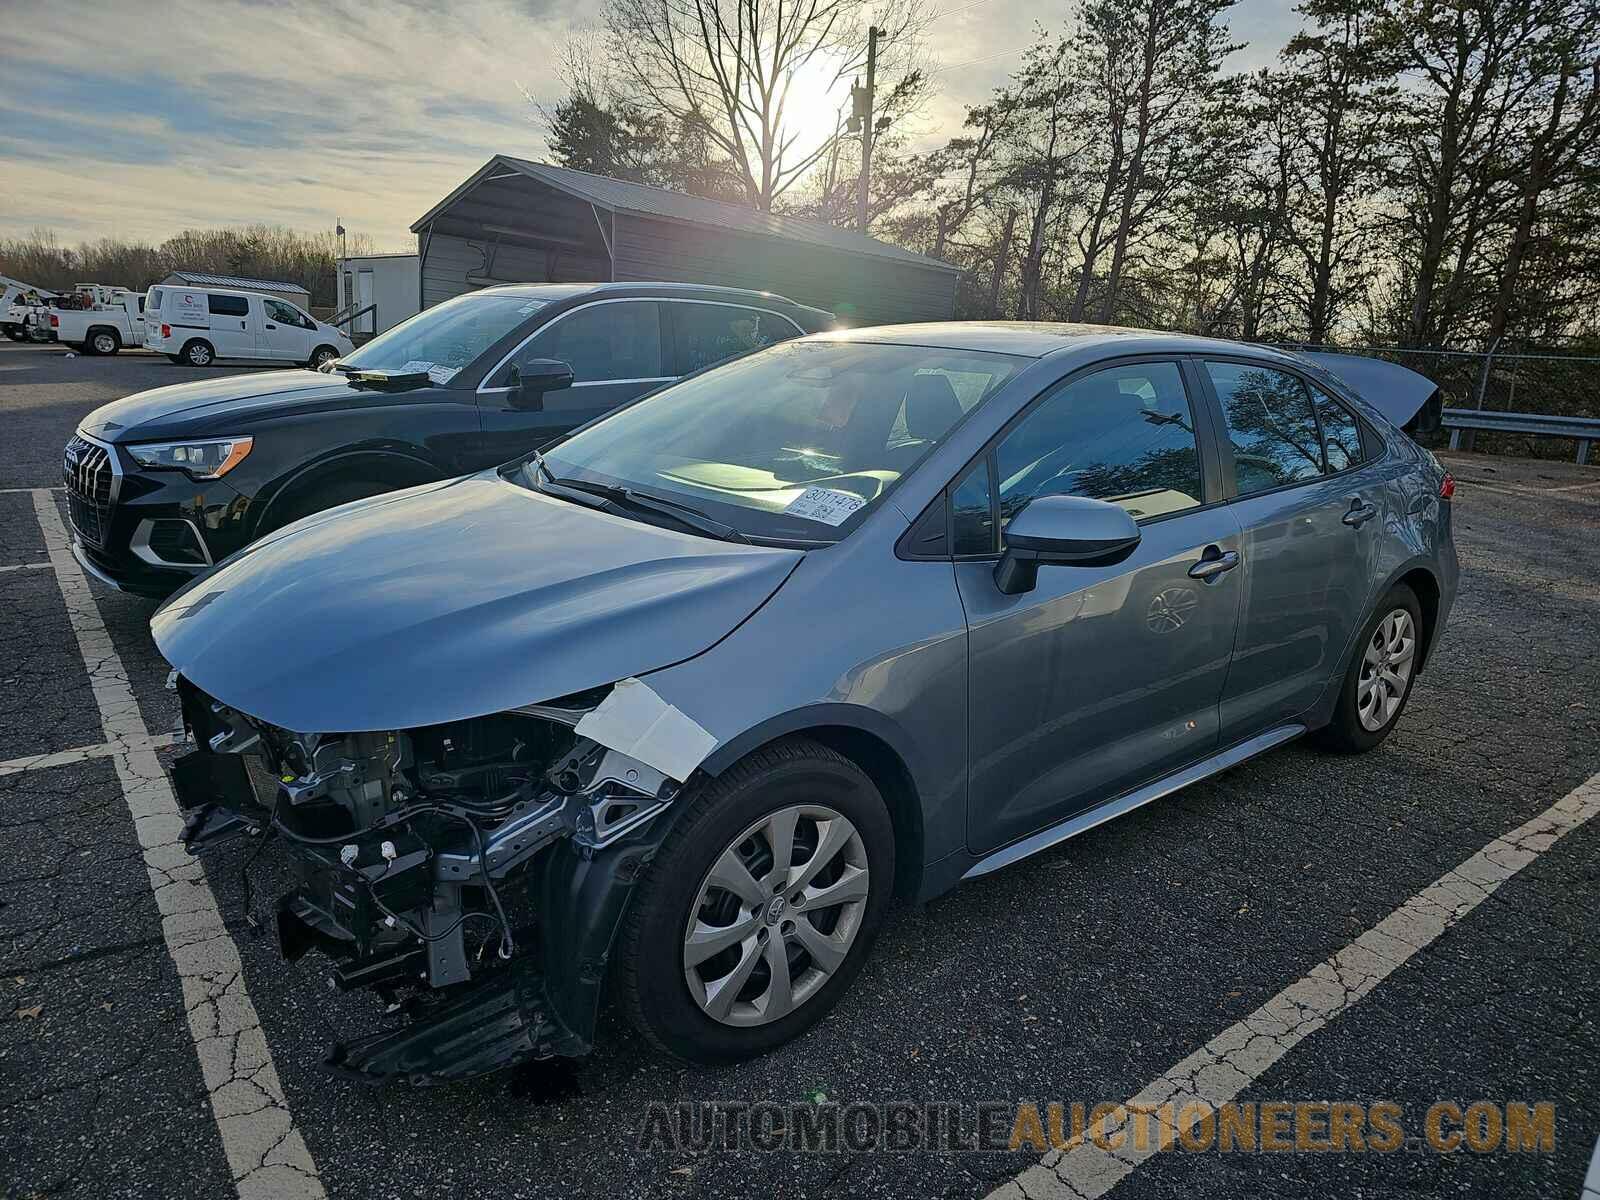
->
{"left": 335, "top": 253, "right": 420, "bottom": 338}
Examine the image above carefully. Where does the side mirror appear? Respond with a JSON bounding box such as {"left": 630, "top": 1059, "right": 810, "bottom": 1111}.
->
{"left": 509, "top": 358, "right": 575, "bottom": 409}
{"left": 993, "top": 494, "right": 1141, "bottom": 595}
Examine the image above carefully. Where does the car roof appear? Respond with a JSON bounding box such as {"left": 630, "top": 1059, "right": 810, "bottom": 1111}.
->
{"left": 810, "top": 321, "right": 1313, "bottom": 362}
{"left": 475, "top": 281, "right": 809, "bottom": 308}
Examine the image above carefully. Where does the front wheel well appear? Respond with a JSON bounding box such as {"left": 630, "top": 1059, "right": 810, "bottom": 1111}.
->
{"left": 253, "top": 454, "right": 440, "bottom": 536}
{"left": 788, "top": 725, "right": 925, "bottom": 899}
{"left": 1397, "top": 567, "right": 1440, "bottom": 671}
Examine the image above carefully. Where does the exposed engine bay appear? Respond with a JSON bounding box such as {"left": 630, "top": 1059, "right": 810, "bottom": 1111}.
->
{"left": 170, "top": 676, "right": 697, "bottom": 1084}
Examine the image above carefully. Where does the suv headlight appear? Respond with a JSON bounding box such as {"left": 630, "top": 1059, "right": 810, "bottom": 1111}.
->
{"left": 126, "top": 436, "right": 253, "bottom": 479}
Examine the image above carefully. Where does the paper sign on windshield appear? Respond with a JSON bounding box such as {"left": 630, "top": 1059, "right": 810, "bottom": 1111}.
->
{"left": 784, "top": 487, "right": 865, "bottom": 526}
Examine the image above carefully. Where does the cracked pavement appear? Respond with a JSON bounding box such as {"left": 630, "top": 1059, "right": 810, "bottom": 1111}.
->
{"left": 0, "top": 341, "right": 1596, "bottom": 1199}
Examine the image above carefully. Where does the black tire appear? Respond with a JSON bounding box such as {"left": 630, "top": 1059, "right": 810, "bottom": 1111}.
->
{"left": 616, "top": 737, "right": 894, "bottom": 1064}
{"left": 267, "top": 477, "right": 395, "bottom": 532}
{"left": 179, "top": 339, "right": 215, "bottom": 367}
{"left": 1313, "top": 583, "right": 1424, "bottom": 753}
{"left": 308, "top": 344, "right": 340, "bottom": 369}
{"left": 166, "top": 354, "right": 183, "bottom": 364}
{"left": 88, "top": 329, "right": 120, "bottom": 356}
{"left": 4, "top": 328, "right": 23, "bottom": 342}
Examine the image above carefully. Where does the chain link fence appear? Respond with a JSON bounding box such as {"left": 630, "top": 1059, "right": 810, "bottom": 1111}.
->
{"left": 1275, "top": 343, "right": 1600, "bottom": 461}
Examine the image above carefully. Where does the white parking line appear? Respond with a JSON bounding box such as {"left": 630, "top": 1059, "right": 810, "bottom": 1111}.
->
{"left": 988, "top": 769, "right": 1600, "bottom": 1200}
{"left": 0, "top": 730, "right": 178, "bottom": 776}
{"left": 0, "top": 561, "right": 52, "bottom": 573}
{"left": 0, "top": 485, "right": 63, "bottom": 494}
{"left": 31, "top": 494, "right": 326, "bottom": 1200}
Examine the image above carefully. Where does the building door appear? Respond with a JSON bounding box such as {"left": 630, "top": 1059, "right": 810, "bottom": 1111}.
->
{"left": 357, "top": 270, "right": 375, "bottom": 336}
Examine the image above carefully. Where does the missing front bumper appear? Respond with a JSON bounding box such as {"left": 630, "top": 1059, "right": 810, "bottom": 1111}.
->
{"left": 324, "top": 959, "right": 587, "bottom": 1085}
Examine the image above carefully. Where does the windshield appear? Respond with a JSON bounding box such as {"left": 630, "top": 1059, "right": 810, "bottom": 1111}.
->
{"left": 532, "top": 340, "right": 1023, "bottom": 542}
{"left": 338, "top": 292, "right": 548, "bottom": 381}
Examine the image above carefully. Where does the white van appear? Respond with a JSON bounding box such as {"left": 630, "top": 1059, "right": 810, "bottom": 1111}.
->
{"left": 143, "top": 285, "right": 353, "bottom": 368}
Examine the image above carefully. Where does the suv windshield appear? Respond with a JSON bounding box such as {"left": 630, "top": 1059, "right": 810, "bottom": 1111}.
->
{"left": 530, "top": 340, "right": 1023, "bottom": 542}
{"left": 338, "top": 293, "right": 548, "bottom": 380}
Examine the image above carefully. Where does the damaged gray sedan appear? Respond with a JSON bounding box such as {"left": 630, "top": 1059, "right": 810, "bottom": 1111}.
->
{"left": 155, "top": 324, "right": 1455, "bottom": 1081}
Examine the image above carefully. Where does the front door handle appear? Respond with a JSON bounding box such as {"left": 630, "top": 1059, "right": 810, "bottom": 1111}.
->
{"left": 1343, "top": 499, "right": 1378, "bottom": 527}
{"left": 1188, "top": 547, "right": 1241, "bottom": 580}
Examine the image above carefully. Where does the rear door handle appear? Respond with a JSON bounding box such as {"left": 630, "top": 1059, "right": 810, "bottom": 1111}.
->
{"left": 1343, "top": 499, "right": 1378, "bottom": 527}
{"left": 1188, "top": 547, "right": 1241, "bottom": 580}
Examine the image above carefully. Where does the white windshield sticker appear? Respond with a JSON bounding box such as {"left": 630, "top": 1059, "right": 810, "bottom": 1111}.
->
{"left": 427, "top": 365, "right": 460, "bottom": 385}
{"left": 518, "top": 302, "right": 545, "bottom": 315}
{"left": 784, "top": 486, "right": 865, "bottom": 526}
{"left": 399, "top": 359, "right": 433, "bottom": 373}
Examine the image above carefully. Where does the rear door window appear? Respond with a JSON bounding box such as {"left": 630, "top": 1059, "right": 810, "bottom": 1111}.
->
{"left": 207, "top": 293, "right": 250, "bottom": 317}
{"left": 1311, "top": 385, "right": 1365, "bottom": 472}
{"left": 670, "top": 303, "right": 797, "bottom": 374}
{"left": 1205, "top": 361, "right": 1325, "bottom": 496}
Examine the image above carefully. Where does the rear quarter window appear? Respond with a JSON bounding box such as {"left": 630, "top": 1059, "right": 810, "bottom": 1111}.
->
{"left": 207, "top": 293, "right": 250, "bottom": 317}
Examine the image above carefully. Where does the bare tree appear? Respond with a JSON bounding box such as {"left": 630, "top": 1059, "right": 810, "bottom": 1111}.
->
{"left": 1483, "top": 14, "right": 1600, "bottom": 345}
{"left": 1278, "top": 0, "right": 1395, "bottom": 343}
{"left": 1065, "top": 0, "right": 1236, "bottom": 323}
{"left": 599, "top": 0, "right": 925, "bottom": 212}
{"left": 1383, "top": 0, "right": 1549, "bottom": 347}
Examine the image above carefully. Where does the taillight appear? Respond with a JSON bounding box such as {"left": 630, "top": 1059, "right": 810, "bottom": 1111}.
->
{"left": 49, "top": 314, "right": 59, "bottom": 327}
{"left": 162, "top": 324, "right": 171, "bottom": 338}
{"left": 1439, "top": 472, "right": 1455, "bottom": 500}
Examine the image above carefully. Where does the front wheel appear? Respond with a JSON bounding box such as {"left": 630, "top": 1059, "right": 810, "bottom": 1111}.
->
{"left": 617, "top": 738, "right": 894, "bottom": 1064}
{"left": 1314, "top": 583, "right": 1423, "bottom": 753}
{"left": 309, "top": 344, "right": 340, "bottom": 369}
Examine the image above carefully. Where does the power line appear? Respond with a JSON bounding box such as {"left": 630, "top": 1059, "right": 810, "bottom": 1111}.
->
{"left": 927, "top": 0, "right": 999, "bottom": 20}
{"left": 930, "top": 44, "right": 1029, "bottom": 75}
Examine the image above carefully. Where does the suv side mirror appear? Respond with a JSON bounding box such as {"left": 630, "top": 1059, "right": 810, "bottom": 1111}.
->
{"left": 509, "top": 358, "right": 575, "bottom": 410}
{"left": 993, "top": 494, "right": 1142, "bottom": 595}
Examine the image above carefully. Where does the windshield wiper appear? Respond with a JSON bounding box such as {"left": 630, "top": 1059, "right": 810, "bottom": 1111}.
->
{"left": 548, "top": 476, "right": 751, "bottom": 544}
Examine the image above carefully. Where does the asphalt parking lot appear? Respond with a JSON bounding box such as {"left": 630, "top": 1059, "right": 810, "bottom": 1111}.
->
{"left": 2, "top": 336, "right": 1598, "bottom": 1200}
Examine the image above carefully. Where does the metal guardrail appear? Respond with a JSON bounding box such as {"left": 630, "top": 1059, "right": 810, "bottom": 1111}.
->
{"left": 1443, "top": 408, "right": 1598, "bottom": 465}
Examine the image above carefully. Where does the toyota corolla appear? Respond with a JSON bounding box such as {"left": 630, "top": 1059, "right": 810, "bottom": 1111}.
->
{"left": 154, "top": 323, "right": 1456, "bottom": 1082}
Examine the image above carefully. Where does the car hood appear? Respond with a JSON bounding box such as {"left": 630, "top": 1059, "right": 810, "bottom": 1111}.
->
{"left": 78, "top": 370, "right": 363, "bottom": 442}
{"left": 151, "top": 472, "right": 803, "bottom": 733}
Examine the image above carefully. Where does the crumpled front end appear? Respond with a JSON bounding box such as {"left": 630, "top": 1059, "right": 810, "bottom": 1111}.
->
{"left": 170, "top": 675, "right": 703, "bottom": 1084}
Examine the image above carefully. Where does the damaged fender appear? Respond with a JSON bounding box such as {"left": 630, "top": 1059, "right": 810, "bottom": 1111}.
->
{"left": 170, "top": 673, "right": 723, "bottom": 1084}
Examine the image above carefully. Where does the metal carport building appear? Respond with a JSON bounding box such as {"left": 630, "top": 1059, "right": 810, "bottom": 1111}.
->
{"left": 411, "top": 155, "right": 959, "bottom": 324}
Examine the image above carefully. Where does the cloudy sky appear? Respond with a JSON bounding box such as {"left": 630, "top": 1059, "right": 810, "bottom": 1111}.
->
{"left": 0, "top": 0, "right": 1301, "bottom": 250}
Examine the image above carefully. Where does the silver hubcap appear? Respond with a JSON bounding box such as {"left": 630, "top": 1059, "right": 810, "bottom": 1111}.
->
{"left": 94, "top": 334, "right": 114, "bottom": 352}
{"left": 191, "top": 346, "right": 210, "bottom": 364}
{"left": 1357, "top": 609, "right": 1416, "bottom": 731}
{"left": 683, "top": 804, "right": 869, "bottom": 1027}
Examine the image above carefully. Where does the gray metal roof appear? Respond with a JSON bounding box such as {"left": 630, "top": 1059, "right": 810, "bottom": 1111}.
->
{"left": 414, "top": 156, "right": 959, "bottom": 274}
{"left": 163, "top": 271, "right": 310, "bottom": 296}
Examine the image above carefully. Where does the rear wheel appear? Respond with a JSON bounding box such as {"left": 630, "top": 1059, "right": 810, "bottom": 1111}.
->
{"left": 90, "top": 329, "right": 120, "bottom": 356}
{"left": 617, "top": 737, "right": 894, "bottom": 1064}
{"left": 179, "top": 339, "right": 214, "bottom": 367}
{"left": 1314, "top": 583, "right": 1423, "bottom": 753}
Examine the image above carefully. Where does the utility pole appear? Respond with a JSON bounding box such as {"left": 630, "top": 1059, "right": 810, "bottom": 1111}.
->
{"left": 855, "top": 25, "right": 880, "bottom": 233}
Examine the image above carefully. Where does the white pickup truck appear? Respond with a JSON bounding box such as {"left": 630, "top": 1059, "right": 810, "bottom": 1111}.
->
{"left": 2, "top": 286, "right": 53, "bottom": 342}
{"left": 48, "top": 290, "right": 147, "bottom": 355}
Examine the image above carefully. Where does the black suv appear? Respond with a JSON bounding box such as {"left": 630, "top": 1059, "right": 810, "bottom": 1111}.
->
{"left": 65, "top": 282, "right": 834, "bottom": 597}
